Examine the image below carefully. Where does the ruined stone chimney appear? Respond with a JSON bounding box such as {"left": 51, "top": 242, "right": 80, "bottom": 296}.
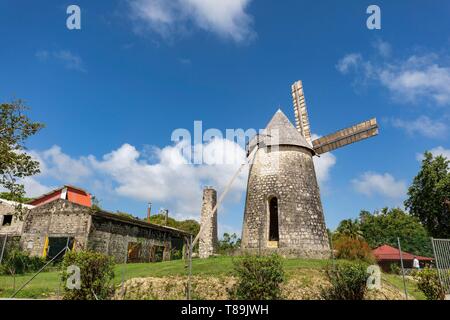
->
{"left": 147, "top": 202, "right": 152, "bottom": 221}
{"left": 199, "top": 187, "right": 218, "bottom": 259}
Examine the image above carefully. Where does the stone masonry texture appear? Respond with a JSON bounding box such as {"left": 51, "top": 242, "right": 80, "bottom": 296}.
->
{"left": 241, "top": 144, "right": 330, "bottom": 258}
{"left": 20, "top": 199, "right": 189, "bottom": 263}
{"left": 199, "top": 187, "right": 218, "bottom": 258}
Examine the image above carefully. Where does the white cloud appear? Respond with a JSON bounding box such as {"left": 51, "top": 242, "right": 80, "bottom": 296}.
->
{"left": 337, "top": 44, "right": 450, "bottom": 106}
{"left": 128, "top": 0, "right": 255, "bottom": 42}
{"left": 36, "top": 50, "right": 86, "bottom": 72}
{"left": 372, "top": 38, "right": 392, "bottom": 58}
{"left": 389, "top": 116, "right": 448, "bottom": 138}
{"left": 24, "top": 139, "right": 247, "bottom": 219}
{"left": 313, "top": 153, "right": 336, "bottom": 184}
{"left": 311, "top": 133, "right": 337, "bottom": 184}
{"left": 429, "top": 146, "right": 450, "bottom": 159}
{"left": 352, "top": 172, "right": 407, "bottom": 199}
{"left": 21, "top": 177, "right": 53, "bottom": 198}
{"left": 30, "top": 145, "right": 92, "bottom": 184}
{"left": 336, "top": 53, "right": 362, "bottom": 74}
{"left": 19, "top": 134, "right": 338, "bottom": 219}
{"left": 416, "top": 146, "right": 450, "bottom": 161}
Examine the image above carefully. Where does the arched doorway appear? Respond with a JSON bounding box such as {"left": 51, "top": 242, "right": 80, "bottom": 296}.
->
{"left": 268, "top": 197, "right": 279, "bottom": 241}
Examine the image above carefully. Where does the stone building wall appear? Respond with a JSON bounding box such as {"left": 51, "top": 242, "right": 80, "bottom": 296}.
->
{"left": 0, "top": 200, "right": 26, "bottom": 236}
{"left": 87, "top": 213, "right": 183, "bottom": 263}
{"left": 20, "top": 199, "right": 90, "bottom": 257}
{"left": 199, "top": 188, "right": 218, "bottom": 259}
{"left": 19, "top": 199, "right": 189, "bottom": 262}
{"left": 242, "top": 145, "right": 330, "bottom": 258}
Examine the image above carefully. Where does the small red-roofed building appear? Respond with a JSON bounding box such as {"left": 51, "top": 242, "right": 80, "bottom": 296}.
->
{"left": 372, "top": 244, "right": 434, "bottom": 272}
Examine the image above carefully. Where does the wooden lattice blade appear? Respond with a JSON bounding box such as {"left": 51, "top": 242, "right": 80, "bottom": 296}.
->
{"left": 291, "top": 80, "right": 312, "bottom": 145}
{"left": 312, "top": 118, "right": 378, "bottom": 155}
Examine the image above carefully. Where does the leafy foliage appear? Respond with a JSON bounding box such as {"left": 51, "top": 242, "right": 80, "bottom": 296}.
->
{"left": 415, "top": 267, "right": 445, "bottom": 300}
{"left": 334, "top": 219, "right": 363, "bottom": 240}
{"left": 0, "top": 249, "right": 45, "bottom": 276}
{"left": 0, "top": 100, "right": 44, "bottom": 216}
{"left": 405, "top": 151, "right": 450, "bottom": 238}
{"left": 359, "top": 208, "right": 433, "bottom": 256}
{"left": 148, "top": 213, "right": 200, "bottom": 236}
{"left": 333, "top": 235, "right": 375, "bottom": 263}
{"left": 320, "top": 261, "right": 369, "bottom": 300}
{"left": 218, "top": 233, "right": 241, "bottom": 255}
{"left": 229, "top": 254, "right": 285, "bottom": 300}
{"left": 61, "top": 250, "right": 115, "bottom": 300}
{"left": 0, "top": 192, "right": 33, "bottom": 203}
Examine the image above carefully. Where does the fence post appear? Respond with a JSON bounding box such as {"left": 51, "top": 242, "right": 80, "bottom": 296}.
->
{"left": 397, "top": 237, "right": 408, "bottom": 300}
{"left": 0, "top": 233, "right": 8, "bottom": 265}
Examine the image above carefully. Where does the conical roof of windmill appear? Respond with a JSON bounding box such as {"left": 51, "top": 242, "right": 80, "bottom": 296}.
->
{"left": 248, "top": 109, "right": 314, "bottom": 153}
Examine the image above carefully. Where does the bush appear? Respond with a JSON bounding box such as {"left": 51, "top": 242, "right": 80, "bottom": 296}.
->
{"left": 320, "top": 261, "right": 369, "bottom": 300}
{"left": 229, "top": 254, "right": 285, "bottom": 300}
{"left": 0, "top": 249, "right": 45, "bottom": 275}
{"left": 389, "top": 263, "right": 400, "bottom": 275}
{"left": 415, "top": 267, "right": 445, "bottom": 300}
{"left": 61, "top": 250, "right": 115, "bottom": 300}
{"left": 333, "top": 235, "right": 375, "bottom": 263}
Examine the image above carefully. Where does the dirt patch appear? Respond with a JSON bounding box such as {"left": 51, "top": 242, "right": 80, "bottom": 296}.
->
{"left": 115, "top": 269, "right": 409, "bottom": 300}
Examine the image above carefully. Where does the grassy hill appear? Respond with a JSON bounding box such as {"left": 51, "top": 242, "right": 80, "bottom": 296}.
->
{"left": 0, "top": 256, "right": 425, "bottom": 300}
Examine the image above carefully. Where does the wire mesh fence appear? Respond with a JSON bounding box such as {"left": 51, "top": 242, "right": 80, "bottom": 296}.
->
{"left": 431, "top": 238, "right": 450, "bottom": 299}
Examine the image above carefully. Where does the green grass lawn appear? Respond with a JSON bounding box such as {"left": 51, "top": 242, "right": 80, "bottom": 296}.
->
{"left": 0, "top": 256, "right": 423, "bottom": 299}
{"left": 383, "top": 273, "right": 426, "bottom": 300}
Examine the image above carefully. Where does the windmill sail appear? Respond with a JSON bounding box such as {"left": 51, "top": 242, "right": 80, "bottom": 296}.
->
{"left": 312, "top": 118, "right": 378, "bottom": 155}
{"left": 291, "top": 80, "right": 312, "bottom": 145}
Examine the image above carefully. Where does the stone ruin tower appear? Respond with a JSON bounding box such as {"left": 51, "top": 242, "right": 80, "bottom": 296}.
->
{"left": 241, "top": 80, "right": 379, "bottom": 258}
{"left": 199, "top": 187, "right": 218, "bottom": 258}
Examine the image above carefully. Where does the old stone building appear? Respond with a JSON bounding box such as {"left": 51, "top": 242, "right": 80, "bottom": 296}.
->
{"left": 241, "top": 110, "right": 330, "bottom": 258}
{"left": 17, "top": 198, "right": 190, "bottom": 262}
{"left": 199, "top": 187, "right": 218, "bottom": 258}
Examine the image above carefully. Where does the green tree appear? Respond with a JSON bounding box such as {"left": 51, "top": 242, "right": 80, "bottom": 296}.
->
{"left": 359, "top": 207, "right": 432, "bottom": 256}
{"left": 334, "top": 219, "right": 363, "bottom": 240}
{"left": 405, "top": 151, "right": 450, "bottom": 238}
{"left": 148, "top": 214, "right": 200, "bottom": 236}
{"left": 218, "top": 232, "right": 241, "bottom": 254}
{"left": 0, "top": 100, "right": 44, "bottom": 215}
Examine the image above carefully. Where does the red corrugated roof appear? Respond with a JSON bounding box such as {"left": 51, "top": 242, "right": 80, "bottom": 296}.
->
{"left": 372, "top": 244, "right": 433, "bottom": 261}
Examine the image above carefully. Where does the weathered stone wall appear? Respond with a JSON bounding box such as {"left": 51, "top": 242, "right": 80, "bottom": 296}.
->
{"left": 0, "top": 201, "right": 25, "bottom": 236}
{"left": 19, "top": 199, "right": 189, "bottom": 262}
{"left": 87, "top": 214, "right": 182, "bottom": 263}
{"left": 242, "top": 145, "right": 330, "bottom": 258}
{"left": 20, "top": 199, "right": 90, "bottom": 257}
{"left": 199, "top": 188, "right": 218, "bottom": 259}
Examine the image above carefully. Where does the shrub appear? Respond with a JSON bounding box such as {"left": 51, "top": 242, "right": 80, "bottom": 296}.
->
{"left": 229, "top": 254, "right": 285, "bottom": 300}
{"left": 320, "top": 261, "right": 369, "bottom": 300}
{"left": 0, "top": 249, "right": 45, "bottom": 276}
{"left": 61, "top": 250, "right": 115, "bottom": 300}
{"left": 333, "top": 235, "right": 375, "bottom": 263}
{"left": 389, "top": 263, "right": 400, "bottom": 275}
{"left": 415, "top": 267, "right": 445, "bottom": 300}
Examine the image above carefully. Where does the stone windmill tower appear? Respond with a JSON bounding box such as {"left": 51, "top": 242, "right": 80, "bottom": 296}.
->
{"left": 241, "top": 80, "right": 378, "bottom": 258}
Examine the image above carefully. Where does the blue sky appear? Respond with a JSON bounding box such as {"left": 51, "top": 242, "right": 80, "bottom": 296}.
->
{"left": 1, "top": 0, "right": 449, "bottom": 236}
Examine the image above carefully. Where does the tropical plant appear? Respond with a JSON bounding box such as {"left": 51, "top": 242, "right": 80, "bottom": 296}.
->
{"left": 229, "top": 254, "right": 285, "bottom": 300}
{"left": 320, "top": 261, "right": 369, "bottom": 300}
{"left": 415, "top": 267, "right": 445, "bottom": 300}
{"left": 61, "top": 250, "right": 115, "bottom": 300}
{"left": 333, "top": 235, "right": 375, "bottom": 263}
